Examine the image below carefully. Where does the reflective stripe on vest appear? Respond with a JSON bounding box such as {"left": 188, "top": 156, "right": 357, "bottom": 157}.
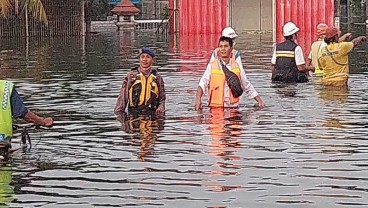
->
{"left": 276, "top": 50, "right": 295, "bottom": 58}
{"left": 209, "top": 59, "right": 241, "bottom": 107}
{"left": 129, "top": 73, "right": 159, "bottom": 108}
{"left": 0, "top": 80, "right": 14, "bottom": 140}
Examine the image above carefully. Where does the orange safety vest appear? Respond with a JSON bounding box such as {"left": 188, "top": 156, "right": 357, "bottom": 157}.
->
{"left": 209, "top": 59, "right": 241, "bottom": 107}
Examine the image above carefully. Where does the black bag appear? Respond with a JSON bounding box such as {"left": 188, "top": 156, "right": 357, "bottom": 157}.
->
{"left": 220, "top": 62, "right": 243, "bottom": 98}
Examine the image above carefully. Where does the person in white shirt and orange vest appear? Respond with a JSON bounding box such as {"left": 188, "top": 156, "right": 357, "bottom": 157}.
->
{"left": 195, "top": 36, "right": 265, "bottom": 110}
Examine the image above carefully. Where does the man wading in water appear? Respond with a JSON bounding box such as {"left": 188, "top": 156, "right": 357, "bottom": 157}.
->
{"left": 195, "top": 36, "right": 264, "bottom": 110}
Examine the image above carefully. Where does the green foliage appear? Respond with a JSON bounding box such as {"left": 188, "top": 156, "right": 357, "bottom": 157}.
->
{"left": 87, "top": 0, "right": 112, "bottom": 21}
{"left": 349, "top": 0, "right": 365, "bottom": 13}
{"left": 0, "top": 0, "right": 48, "bottom": 24}
{"left": 160, "top": 4, "right": 168, "bottom": 19}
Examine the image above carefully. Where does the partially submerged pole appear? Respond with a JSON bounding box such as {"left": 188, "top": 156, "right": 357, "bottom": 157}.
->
{"left": 366, "top": 0, "right": 368, "bottom": 34}
{"left": 25, "top": 4, "right": 29, "bottom": 37}
{"left": 347, "top": 0, "right": 351, "bottom": 31}
{"left": 81, "top": 0, "right": 86, "bottom": 36}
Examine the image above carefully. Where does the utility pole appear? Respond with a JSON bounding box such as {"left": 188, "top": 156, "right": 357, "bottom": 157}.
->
{"left": 347, "top": 0, "right": 351, "bottom": 31}
{"left": 366, "top": 0, "right": 368, "bottom": 34}
{"left": 154, "top": 0, "right": 157, "bottom": 19}
{"left": 81, "top": 0, "right": 86, "bottom": 36}
{"left": 25, "top": 4, "right": 29, "bottom": 37}
{"left": 174, "top": 0, "right": 178, "bottom": 33}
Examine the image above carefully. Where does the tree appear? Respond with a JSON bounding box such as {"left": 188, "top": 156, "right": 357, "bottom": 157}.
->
{"left": 0, "top": 0, "right": 48, "bottom": 24}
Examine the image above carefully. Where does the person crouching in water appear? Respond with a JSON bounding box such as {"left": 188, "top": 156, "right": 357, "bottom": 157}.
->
{"left": 114, "top": 47, "right": 166, "bottom": 116}
{"left": 318, "top": 27, "right": 367, "bottom": 87}
{"left": 271, "top": 22, "right": 315, "bottom": 83}
{"left": 195, "top": 36, "right": 265, "bottom": 110}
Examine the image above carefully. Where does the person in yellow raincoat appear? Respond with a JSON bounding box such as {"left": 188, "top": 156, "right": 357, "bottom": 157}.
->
{"left": 318, "top": 27, "right": 367, "bottom": 86}
{"left": 306, "top": 23, "right": 352, "bottom": 76}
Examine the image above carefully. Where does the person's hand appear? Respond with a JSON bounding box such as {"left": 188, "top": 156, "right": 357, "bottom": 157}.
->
{"left": 257, "top": 100, "right": 265, "bottom": 109}
{"left": 156, "top": 106, "right": 165, "bottom": 114}
{"left": 306, "top": 66, "right": 315, "bottom": 72}
{"left": 43, "top": 117, "right": 53, "bottom": 127}
{"left": 345, "top": 33, "right": 352, "bottom": 40}
{"left": 258, "top": 101, "right": 265, "bottom": 109}
{"left": 195, "top": 100, "right": 202, "bottom": 111}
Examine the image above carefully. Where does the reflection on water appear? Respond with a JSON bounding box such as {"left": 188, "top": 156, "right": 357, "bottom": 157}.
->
{"left": 0, "top": 29, "right": 367, "bottom": 207}
{"left": 117, "top": 112, "right": 165, "bottom": 162}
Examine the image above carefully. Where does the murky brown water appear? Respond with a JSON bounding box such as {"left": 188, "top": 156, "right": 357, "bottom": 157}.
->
{"left": 0, "top": 30, "right": 368, "bottom": 207}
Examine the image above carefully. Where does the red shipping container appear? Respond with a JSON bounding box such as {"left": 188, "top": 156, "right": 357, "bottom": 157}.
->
{"left": 168, "top": 0, "right": 228, "bottom": 35}
{"left": 169, "top": 0, "right": 335, "bottom": 56}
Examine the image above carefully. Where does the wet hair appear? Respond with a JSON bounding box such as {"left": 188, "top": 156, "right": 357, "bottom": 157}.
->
{"left": 218, "top": 36, "right": 233, "bottom": 48}
{"left": 324, "top": 36, "right": 338, "bottom": 44}
{"left": 285, "top": 35, "right": 293, "bottom": 40}
{"left": 285, "top": 33, "right": 298, "bottom": 40}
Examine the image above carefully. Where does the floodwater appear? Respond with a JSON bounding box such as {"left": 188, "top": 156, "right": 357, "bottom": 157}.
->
{"left": 0, "top": 29, "right": 368, "bottom": 208}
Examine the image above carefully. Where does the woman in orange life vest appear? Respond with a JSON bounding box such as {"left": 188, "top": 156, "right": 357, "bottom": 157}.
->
{"left": 194, "top": 36, "right": 265, "bottom": 110}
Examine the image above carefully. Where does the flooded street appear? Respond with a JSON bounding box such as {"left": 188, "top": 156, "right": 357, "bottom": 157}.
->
{"left": 1, "top": 30, "right": 368, "bottom": 207}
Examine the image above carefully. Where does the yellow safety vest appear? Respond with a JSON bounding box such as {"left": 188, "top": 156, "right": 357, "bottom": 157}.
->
{"left": 0, "top": 166, "right": 13, "bottom": 205}
{"left": 129, "top": 73, "right": 159, "bottom": 108}
{"left": 0, "top": 80, "right": 14, "bottom": 140}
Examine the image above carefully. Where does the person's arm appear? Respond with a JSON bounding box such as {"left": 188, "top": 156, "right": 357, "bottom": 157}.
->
{"left": 239, "top": 68, "right": 265, "bottom": 108}
{"left": 11, "top": 88, "right": 53, "bottom": 127}
{"left": 351, "top": 36, "right": 367, "bottom": 48}
{"left": 194, "top": 87, "right": 204, "bottom": 111}
{"left": 24, "top": 111, "right": 53, "bottom": 127}
{"left": 339, "top": 33, "right": 352, "bottom": 42}
{"left": 306, "top": 51, "right": 312, "bottom": 67}
{"left": 270, "top": 46, "right": 276, "bottom": 72}
{"left": 297, "top": 64, "right": 315, "bottom": 72}
{"left": 253, "top": 95, "right": 265, "bottom": 108}
{"left": 195, "top": 64, "right": 211, "bottom": 111}
{"left": 156, "top": 74, "right": 166, "bottom": 114}
{"left": 295, "top": 46, "right": 315, "bottom": 72}
{"left": 114, "top": 73, "right": 134, "bottom": 115}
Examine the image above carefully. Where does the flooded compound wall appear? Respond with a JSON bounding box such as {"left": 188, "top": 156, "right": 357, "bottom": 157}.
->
{"left": 275, "top": 0, "right": 335, "bottom": 54}
{"left": 0, "top": 0, "right": 83, "bottom": 37}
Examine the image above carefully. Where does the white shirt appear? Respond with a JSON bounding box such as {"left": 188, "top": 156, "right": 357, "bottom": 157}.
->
{"left": 198, "top": 59, "right": 259, "bottom": 107}
{"left": 271, "top": 45, "right": 306, "bottom": 65}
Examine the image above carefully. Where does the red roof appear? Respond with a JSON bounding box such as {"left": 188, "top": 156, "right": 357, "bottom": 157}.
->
{"left": 111, "top": 0, "right": 140, "bottom": 15}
